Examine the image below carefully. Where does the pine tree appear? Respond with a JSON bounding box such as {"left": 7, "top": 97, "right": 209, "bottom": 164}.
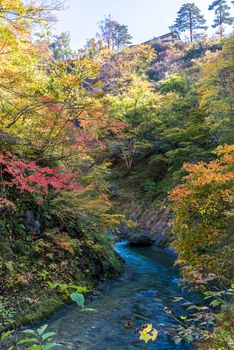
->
{"left": 209, "top": 0, "right": 234, "bottom": 37}
{"left": 114, "top": 24, "right": 132, "bottom": 49}
{"left": 174, "top": 3, "right": 207, "bottom": 42}
{"left": 97, "top": 15, "right": 132, "bottom": 50}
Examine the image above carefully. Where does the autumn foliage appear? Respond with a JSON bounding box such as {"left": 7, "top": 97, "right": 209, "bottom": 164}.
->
{"left": 0, "top": 0, "right": 233, "bottom": 347}
{"left": 170, "top": 145, "right": 234, "bottom": 281}
{"left": 0, "top": 152, "right": 79, "bottom": 198}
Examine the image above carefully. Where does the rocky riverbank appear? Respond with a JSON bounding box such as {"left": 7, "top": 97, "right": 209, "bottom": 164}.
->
{"left": 117, "top": 199, "right": 174, "bottom": 248}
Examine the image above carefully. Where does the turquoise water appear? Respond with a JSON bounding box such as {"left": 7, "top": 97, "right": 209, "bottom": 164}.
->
{"left": 48, "top": 242, "right": 193, "bottom": 349}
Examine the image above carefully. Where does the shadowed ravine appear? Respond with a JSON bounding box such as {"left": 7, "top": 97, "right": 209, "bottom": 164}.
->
{"left": 47, "top": 242, "right": 194, "bottom": 349}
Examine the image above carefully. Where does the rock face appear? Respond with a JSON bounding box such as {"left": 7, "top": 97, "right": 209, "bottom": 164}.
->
{"left": 25, "top": 210, "right": 41, "bottom": 234}
{"left": 129, "top": 232, "right": 155, "bottom": 247}
{"left": 118, "top": 200, "right": 173, "bottom": 248}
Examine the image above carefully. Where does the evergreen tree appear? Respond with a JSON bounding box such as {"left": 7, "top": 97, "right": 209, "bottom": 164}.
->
{"left": 209, "top": 0, "right": 234, "bottom": 37}
{"left": 174, "top": 3, "right": 207, "bottom": 42}
{"left": 97, "top": 15, "right": 132, "bottom": 50}
{"left": 114, "top": 23, "right": 133, "bottom": 49}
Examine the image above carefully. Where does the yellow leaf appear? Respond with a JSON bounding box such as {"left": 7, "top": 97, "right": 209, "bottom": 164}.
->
{"left": 143, "top": 323, "right": 152, "bottom": 333}
{"left": 139, "top": 324, "right": 158, "bottom": 344}
{"left": 139, "top": 331, "right": 152, "bottom": 344}
{"left": 151, "top": 329, "right": 158, "bottom": 342}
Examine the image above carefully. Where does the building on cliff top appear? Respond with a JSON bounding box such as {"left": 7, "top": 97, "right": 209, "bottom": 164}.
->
{"left": 144, "top": 31, "right": 181, "bottom": 45}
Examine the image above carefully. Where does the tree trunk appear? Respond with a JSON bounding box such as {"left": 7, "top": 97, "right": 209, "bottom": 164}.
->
{"left": 219, "top": 10, "right": 223, "bottom": 38}
{"left": 189, "top": 10, "right": 193, "bottom": 42}
{"left": 219, "top": 23, "right": 223, "bottom": 37}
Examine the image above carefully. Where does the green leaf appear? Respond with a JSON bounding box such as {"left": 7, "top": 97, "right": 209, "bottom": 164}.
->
{"left": 47, "top": 282, "right": 58, "bottom": 289}
{"left": 187, "top": 305, "right": 199, "bottom": 310}
{"left": 17, "top": 338, "right": 39, "bottom": 344}
{"left": 42, "top": 342, "right": 57, "bottom": 350}
{"left": 210, "top": 299, "right": 221, "bottom": 307}
{"left": 172, "top": 297, "right": 184, "bottom": 302}
{"left": 83, "top": 307, "right": 97, "bottom": 313}
{"left": 21, "top": 329, "right": 36, "bottom": 335}
{"left": 58, "top": 283, "right": 68, "bottom": 291}
{"left": 180, "top": 315, "right": 187, "bottom": 320}
{"left": 37, "top": 324, "right": 48, "bottom": 335}
{"left": 27, "top": 346, "right": 41, "bottom": 350}
{"left": 70, "top": 292, "right": 85, "bottom": 308}
{"left": 1, "top": 330, "right": 13, "bottom": 341}
{"left": 71, "top": 286, "right": 88, "bottom": 293}
{"left": 42, "top": 332, "right": 56, "bottom": 341}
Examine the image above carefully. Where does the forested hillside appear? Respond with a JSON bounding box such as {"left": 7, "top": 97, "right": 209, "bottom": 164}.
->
{"left": 0, "top": 1, "right": 233, "bottom": 350}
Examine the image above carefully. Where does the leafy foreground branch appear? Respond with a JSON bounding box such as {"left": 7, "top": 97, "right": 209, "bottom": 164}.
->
{"left": 0, "top": 283, "right": 91, "bottom": 350}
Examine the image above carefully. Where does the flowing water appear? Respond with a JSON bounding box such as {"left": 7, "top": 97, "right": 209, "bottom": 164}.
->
{"left": 48, "top": 242, "right": 194, "bottom": 350}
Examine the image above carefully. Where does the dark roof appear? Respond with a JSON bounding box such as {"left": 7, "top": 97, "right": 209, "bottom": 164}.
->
{"left": 157, "top": 31, "right": 180, "bottom": 39}
{"left": 144, "top": 31, "right": 181, "bottom": 44}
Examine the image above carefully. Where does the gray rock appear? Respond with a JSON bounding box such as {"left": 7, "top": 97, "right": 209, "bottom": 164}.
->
{"left": 128, "top": 232, "right": 155, "bottom": 247}
{"left": 25, "top": 210, "right": 41, "bottom": 234}
{"left": 117, "top": 200, "right": 174, "bottom": 248}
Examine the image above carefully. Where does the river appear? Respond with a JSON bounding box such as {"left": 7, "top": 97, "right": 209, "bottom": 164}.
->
{"left": 47, "top": 241, "right": 194, "bottom": 350}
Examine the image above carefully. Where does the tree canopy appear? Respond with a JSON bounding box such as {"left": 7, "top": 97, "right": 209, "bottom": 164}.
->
{"left": 97, "top": 15, "right": 132, "bottom": 50}
{"left": 209, "top": 0, "right": 234, "bottom": 36}
{"left": 174, "top": 3, "right": 207, "bottom": 42}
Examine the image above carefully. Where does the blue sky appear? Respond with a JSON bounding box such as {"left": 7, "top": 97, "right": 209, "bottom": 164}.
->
{"left": 55, "top": 0, "right": 234, "bottom": 50}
